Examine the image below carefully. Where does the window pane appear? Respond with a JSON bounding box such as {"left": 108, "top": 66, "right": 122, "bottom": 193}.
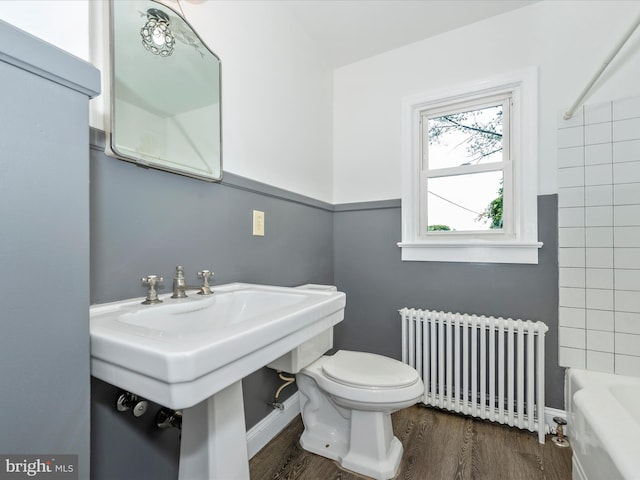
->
{"left": 426, "top": 104, "right": 503, "bottom": 170}
{"left": 426, "top": 171, "right": 503, "bottom": 232}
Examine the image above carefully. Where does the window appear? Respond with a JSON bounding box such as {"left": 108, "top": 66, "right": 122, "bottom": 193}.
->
{"left": 422, "top": 95, "right": 510, "bottom": 237}
{"left": 399, "top": 68, "right": 542, "bottom": 264}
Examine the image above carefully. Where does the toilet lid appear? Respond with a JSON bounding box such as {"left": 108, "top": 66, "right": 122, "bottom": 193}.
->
{"left": 321, "top": 351, "right": 420, "bottom": 388}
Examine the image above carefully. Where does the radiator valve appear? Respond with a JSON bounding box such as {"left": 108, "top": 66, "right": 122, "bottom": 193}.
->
{"left": 551, "top": 416, "right": 569, "bottom": 447}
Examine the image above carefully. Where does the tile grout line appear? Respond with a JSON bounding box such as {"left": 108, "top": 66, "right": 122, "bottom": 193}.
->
{"left": 611, "top": 100, "right": 616, "bottom": 374}
{"left": 582, "top": 105, "right": 587, "bottom": 369}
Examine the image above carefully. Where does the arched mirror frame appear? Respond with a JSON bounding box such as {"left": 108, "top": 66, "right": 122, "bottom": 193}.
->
{"left": 106, "top": 0, "right": 223, "bottom": 182}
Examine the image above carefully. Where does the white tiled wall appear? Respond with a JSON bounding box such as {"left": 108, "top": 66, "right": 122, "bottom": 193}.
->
{"left": 558, "top": 96, "right": 640, "bottom": 377}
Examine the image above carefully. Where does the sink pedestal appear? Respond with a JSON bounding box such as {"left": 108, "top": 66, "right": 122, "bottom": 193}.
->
{"left": 179, "top": 381, "right": 250, "bottom": 480}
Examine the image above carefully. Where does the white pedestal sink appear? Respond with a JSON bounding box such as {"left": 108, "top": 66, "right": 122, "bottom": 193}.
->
{"left": 90, "top": 283, "right": 346, "bottom": 479}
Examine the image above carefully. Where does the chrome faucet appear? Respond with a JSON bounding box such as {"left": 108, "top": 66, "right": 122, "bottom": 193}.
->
{"left": 171, "top": 266, "right": 214, "bottom": 298}
{"left": 171, "top": 266, "right": 188, "bottom": 298}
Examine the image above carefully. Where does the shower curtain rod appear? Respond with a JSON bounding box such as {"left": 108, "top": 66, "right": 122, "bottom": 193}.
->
{"left": 564, "top": 13, "right": 640, "bottom": 120}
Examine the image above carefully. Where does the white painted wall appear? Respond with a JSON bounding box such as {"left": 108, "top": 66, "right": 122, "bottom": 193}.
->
{"left": 0, "top": 1, "right": 90, "bottom": 61}
{"left": 333, "top": 1, "right": 640, "bottom": 203}
{"left": 172, "top": 1, "right": 334, "bottom": 201}
{"left": 5, "top": 1, "right": 639, "bottom": 204}
{"left": 0, "top": 0, "right": 334, "bottom": 202}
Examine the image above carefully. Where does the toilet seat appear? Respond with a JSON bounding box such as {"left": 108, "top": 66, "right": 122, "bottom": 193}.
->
{"left": 321, "top": 350, "right": 420, "bottom": 389}
{"left": 301, "top": 351, "right": 424, "bottom": 407}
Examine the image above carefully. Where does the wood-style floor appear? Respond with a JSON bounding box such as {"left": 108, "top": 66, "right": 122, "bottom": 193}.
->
{"left": 249, "top": 404, "right": 572, "bottom": 480}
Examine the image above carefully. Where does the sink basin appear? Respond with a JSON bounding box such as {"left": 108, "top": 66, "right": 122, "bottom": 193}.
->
{"left": 91, "top": 282, "right": 346, "bottom": 480}
{"left": 90, "top": 283, "right": 346, "bottom": 409}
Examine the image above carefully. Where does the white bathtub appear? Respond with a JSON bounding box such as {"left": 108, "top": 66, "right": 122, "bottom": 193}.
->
{"left": 566, "top": 369, "right": 640, "bottom": 480}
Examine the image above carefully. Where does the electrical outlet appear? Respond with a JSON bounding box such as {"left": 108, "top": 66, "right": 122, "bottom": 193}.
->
{"left": 252, "top": 210, "right": 265, "bottom": 236}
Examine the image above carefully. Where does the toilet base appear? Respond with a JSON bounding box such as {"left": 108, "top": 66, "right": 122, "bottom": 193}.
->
{"left": 300, "top": 408, "right": 402, "bottom": 480}
{"left": 296, "top": 352, "right": 424, "bottom": 480}
{"left": 342, "top": 409, "right": 403, "bottom": 480}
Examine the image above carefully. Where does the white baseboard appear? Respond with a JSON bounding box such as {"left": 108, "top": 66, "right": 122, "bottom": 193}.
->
{"left": 246, "top": 392, "right": 300, "bottom": 458}
{"left": 544, "top": 406, "right": 566, "bottom": 435}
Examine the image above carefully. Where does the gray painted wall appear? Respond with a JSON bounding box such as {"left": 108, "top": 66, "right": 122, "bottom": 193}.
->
{"left": 0, "top": 20, "right": 99, "bottom": 480}
{"left": 89, "top": 131, "right": 334, "bottom": 480}
{"left": 90, "top": 126, "right": 561, "bottom": 479}
{"left": 333, "top": 195, "right": 563, "bottom": 409}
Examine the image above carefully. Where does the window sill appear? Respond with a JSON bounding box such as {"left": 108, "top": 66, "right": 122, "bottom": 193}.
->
{"left": 397, "top": 241, "right": 543, "bottom": 264}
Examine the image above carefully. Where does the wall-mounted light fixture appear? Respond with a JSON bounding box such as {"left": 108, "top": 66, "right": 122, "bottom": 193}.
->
{"left": 140, "top": 8, "right": 174, "bottom": 57}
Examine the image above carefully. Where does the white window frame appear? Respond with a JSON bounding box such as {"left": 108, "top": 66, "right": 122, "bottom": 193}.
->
{"left": 399, "top": 67, "right": 542, "bottom": 264}
{"left": 420, "top": 94, "right": 512, "bottom": 240}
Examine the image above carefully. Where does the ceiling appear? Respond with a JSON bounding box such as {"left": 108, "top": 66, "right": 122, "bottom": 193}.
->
{"left": 276, "top": 0, "right": 538, "bottom": 68}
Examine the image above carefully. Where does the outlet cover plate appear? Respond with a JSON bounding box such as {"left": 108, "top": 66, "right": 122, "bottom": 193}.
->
{"left": 253, "top": 210, "right": 265, "bottom": 236}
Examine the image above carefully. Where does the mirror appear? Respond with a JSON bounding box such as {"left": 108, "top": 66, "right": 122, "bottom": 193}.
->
{"left": 107, "top": 0, "right": 222, "bottom": 181}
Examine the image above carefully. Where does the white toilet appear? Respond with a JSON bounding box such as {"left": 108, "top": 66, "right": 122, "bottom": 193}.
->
{"left": 267, "top": 285, "right": 424, "bottom": 480}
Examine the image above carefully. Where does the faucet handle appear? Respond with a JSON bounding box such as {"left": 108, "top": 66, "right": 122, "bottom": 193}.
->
{"left": 141, "top": 275, "right": 164, "bottom": 304}
{"left": 197, "top": 270, "right": 214, "bottom": 295}
{"left": 141, "top": 275, "right": 163, "bottom": 285}
{"left": 197, "top": 270, "right": 212, "bottom": 279}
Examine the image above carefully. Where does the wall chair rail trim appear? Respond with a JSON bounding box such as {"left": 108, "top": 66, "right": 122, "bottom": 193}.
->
{"left": 0, "top": 20, "right": 100, "bottom": 98}
{"left": 90, "top": 128, "right": 333, "bottom": 211}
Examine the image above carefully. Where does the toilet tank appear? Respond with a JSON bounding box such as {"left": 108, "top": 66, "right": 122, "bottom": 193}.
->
{"left": 266, "top": 284, "right": 336, "bottom": 373}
